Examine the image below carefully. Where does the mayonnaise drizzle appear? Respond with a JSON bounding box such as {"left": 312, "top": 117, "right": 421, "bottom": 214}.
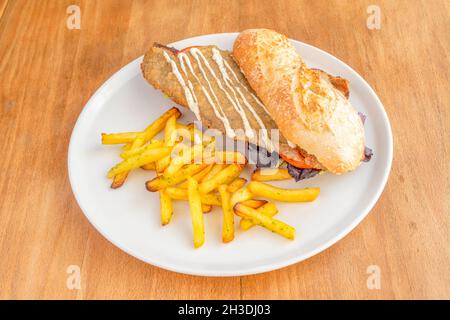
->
{"left": 211, "top": 48, "right": 255, "bottom": 140}
{"left": 212, "top": 48, "right": 274, "bottom": 152}
{"left": 162, "top": 51, "right": 201, "bottom": 121}
{"left": 163, "top": 47, "right": 278, "bottom": 152}
{"left": 223, "top": 59, "right": 272, "bottom": 117}
{"left": 188, "top": 49, "right": 236, "bottom": 138}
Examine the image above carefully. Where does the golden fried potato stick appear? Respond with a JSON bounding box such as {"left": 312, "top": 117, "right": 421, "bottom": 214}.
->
{"left": 198, "top": 164, "right": 244, "bottom": 194}
{"left": 241, "top": 199, "right": 267, "bottom": 209}
{"left": 247, "top": 181, "right": 320, "bottom": 202}
{"left": 130, "top": 107, "right": 181, "bottom": 149}
{"left": 159, "top": 189, "right": 173, "bottom": 225}
{"left": 141, "top": 162, "right": 156, "bottom": 170}
{"left": 107, "top": 147, "right": 172, "bottom": 178}
{"left": 110, "top": 171, "right": 129, "bottom": 189}
{"left": 164, "top": 187, "right": 221, "bottom": 206}
{"left": 218, "top": 185, "right": 234, "bottom": 243}
{"left": 146, "top": 164, "right": 208, "bottom": 192}
{"left": 186, "top": 123, "right": 215, "bottom": 145}
{"left": 187, "top": 177, "right": 205, "bottom": 248}
{"left": 156, "top": 115, "right": 178, "bottom": 173}
{"left": 122, "top": 142, "right": 133, "bottom": 151}
{"left": 177, "top": 165, "right": 214, "bottom": 188}
{"left": 238, "top": 202, "right": 278, "bottom": 230}
{"left": 203, "top": 151, "right": 247, "bottom": 165}
{"left": 120, "top": 139, "right": 164, "bottom": 159}
{"left": 233, "top": 204, "right": 295, "bottom": 240}
{"left": 109, "top": 107, "right": 181, "bottom": 187}
{"left": 202, "top": 204, "right": 212, "bottom": 213}
{"left": 227, "top": 178, "right": 247, "bottom": 193}
{"left": 251, "top": 168, "right": 292, "bottom": 181}
{"left": 164, "top": 144, "right": 203, "bottom": 176}
{"left": 200, "top": 164, "right": 226, "bottom": 182}
{"left": 102, "top": 132, "right": 140, "bottom": 144}
{"left": 230, "top": 186, "right": 253, "bottom": 206}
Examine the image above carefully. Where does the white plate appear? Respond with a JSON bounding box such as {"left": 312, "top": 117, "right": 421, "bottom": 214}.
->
{"left": 68, "top": 33, "right": 393, "bottom": 276}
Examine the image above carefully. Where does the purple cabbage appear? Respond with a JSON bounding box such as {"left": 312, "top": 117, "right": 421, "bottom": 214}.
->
{"left": 358, "top": 111, "right": 366, "bottom": 125}
{"left": 358, "top": 111, "right": 373, "bottom": 162}
{"left": 247, "top": 144, "right": 279, "bottom": 168}
{"left": 287, "top": 163, "right": 321, "bottom": 182}
{"left": 362, "top": 146, "right": 373, "bottom": 162}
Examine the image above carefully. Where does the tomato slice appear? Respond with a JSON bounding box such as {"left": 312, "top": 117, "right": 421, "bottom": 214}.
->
{"left": 280, "top": 153, "right": 315, "bottom": 169}
{"left": 178, "top": 46, "right": 201, "bottom": 55}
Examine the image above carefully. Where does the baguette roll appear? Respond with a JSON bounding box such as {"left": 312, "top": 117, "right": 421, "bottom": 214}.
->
{"left": 233, "top": 29, "right": 365, "bottom": 173}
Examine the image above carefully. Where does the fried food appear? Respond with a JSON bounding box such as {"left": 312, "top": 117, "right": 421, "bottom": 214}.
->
{"left": 198, "top": 164, "right": 244, "bottom": 194}
{"left": 218, "top": 185, "right": 234, "bottom": 243}
{"left": 234, "top": 203, "right": 295, "bottom": 240}
{"left": 238, "top": 202, "right": 278, "bottom": 231}
{"left": 164, "top": 187, "right": 221, "bottom": 206}
{"left": 107, "top": 147, "right": 172, "bottom": 178}
{"left": 251, "top": 168, "right": 292, "bottom": 181}
{"left": 187, "top": 177, "right": 205, "bottom": 248}
{"left": 247, "top": 181, "right": 320, "bottom": 202}
{"left": 159, "top": 189, "right": 173, "bottom": 225}
{"left": 146, "top": 163, "right": 208, "bottom": 191}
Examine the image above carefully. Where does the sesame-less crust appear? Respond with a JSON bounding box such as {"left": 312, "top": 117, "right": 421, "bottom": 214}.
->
{"left": 233, "top": 29, "right": 365, "bottom": 174}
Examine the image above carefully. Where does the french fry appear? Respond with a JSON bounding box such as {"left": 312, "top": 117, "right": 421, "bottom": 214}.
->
{"left": 187, "top": 177, "right": 205, "bottom": 248}
{"left": 218, "top": 185, "right": 234, "bottom": 243}
{"left": 107, "top": 147, "right": 172, "bottom": 178}
{"left": 120, "top": 139, "right": 164, "bottom": 159}
{"left": 251, "top": 168, "right": 292, "bottom": 181}
{"left": 122, "top": 142, "right": 133, "bottom": 151}
{"left": 200, "top": 164, "right": 226, "bottom": 182}
{"left": 233, "top": 203, "right": 295, "bottom": 240}
{"left": 159, "top": 189, "right": 173, "bottom": 225}
{"left": 204, "top": 151, "right": 247, "bottom": 165}
{"left": 164, "top": 187, "right": 221, "bottom": 206}
{"left": 141, "top": 162, "right": 156, "bottom": 170}
{"left": 202, "top": 204, "right": 212, "bottom": 213}
{"left": 247, "top": 181, "right": 320, "bottom": 202}
{"left": 156, "top": 115, "right": 178, "bottom": 173}
{"left": 186, "top": 123, "right": 215, "bottom": 145}
{"left": 227, "top": 178, "right": 247, "bottom": 193}
{"left": 241, "top": 199, "right": 267, "bottom": 209}
{"left": 111, "top": 171, "right": 128, "bottom": 189}
{"left": 102, "top": 132, "right": 140, "bottom": 144}
{"left": 177, "top": 165, "right": 213, "bottom": 188}
{"left": 198, "top": 164, "right": 244, "bottom": 194}
{"left": 130, "top": 107, "right": 181, "bottom": 149}
{"left": 164, "top": 144, "right": 203, "bottom": 176}
{"left": 230, "top": 186, "right": 253, "bottom": 206}
{"left": 109, "top": 107, "right": 181, "bottom": 186}
{"left": 238, "top": 202, "right": 278, "bottom": 230}
{"left": 146, "top": 164, "right": 208, "bottom": 191}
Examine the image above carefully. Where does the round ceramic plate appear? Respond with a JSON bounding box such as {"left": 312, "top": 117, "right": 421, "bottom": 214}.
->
{"left": 68, "top": 33, "right": 393, "bottom": 276}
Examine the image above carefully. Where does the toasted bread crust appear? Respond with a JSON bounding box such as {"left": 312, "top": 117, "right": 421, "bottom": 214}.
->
{"left": 233, "top": 29, "right": 365, "bottom": 173}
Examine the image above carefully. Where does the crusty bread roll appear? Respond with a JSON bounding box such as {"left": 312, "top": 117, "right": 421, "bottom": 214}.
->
{"left": 233, "top": 29, "right": 365, "bottom": 174}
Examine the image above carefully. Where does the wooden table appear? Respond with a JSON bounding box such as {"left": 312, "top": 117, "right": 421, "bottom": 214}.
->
{"left": 0, "top": 0, "right": 449, "bottom": 299}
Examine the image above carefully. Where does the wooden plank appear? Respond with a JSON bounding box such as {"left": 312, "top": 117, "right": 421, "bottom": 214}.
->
{"left": 0, "top": 0, "right": 448, "bottom": 299}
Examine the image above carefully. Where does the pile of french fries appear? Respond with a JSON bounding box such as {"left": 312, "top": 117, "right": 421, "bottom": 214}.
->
{"left": 102, "top": 107, "right": 320, "bottom": 248}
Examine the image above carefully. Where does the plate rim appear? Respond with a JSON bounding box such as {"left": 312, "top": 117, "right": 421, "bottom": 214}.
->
{"left": 67, "top": 32, "right": 393, "bottom": 277}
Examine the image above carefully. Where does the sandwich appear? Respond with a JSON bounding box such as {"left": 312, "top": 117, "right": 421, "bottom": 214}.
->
{"left": 141, "top": 30, "right": 372, "bottom": 180}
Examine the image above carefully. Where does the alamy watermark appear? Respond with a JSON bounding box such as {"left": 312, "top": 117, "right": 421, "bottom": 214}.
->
{"left": 66, "top": 5, "right": 81, "bottom": 30}
{"left": 66, "top": 265, "right": 81, "bottom": 290}
{"left": 366, "top": 265, "right": 381, "bottom": 290}
{"left": 366, "top": 5, "right": 381, "bottom": 30}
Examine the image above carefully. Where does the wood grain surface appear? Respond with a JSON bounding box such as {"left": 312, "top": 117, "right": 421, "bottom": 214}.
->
{"left": 0, "top": 0, "right": 449, "bottom": 299}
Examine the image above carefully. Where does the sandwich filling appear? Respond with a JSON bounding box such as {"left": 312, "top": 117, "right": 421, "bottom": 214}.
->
{"left": 142, "top": 44, "right": 323, "bottom": 176}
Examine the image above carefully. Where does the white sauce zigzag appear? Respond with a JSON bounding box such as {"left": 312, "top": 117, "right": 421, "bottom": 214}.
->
{"left": 163, "top": 47, "right": 278, "bottom": 152}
